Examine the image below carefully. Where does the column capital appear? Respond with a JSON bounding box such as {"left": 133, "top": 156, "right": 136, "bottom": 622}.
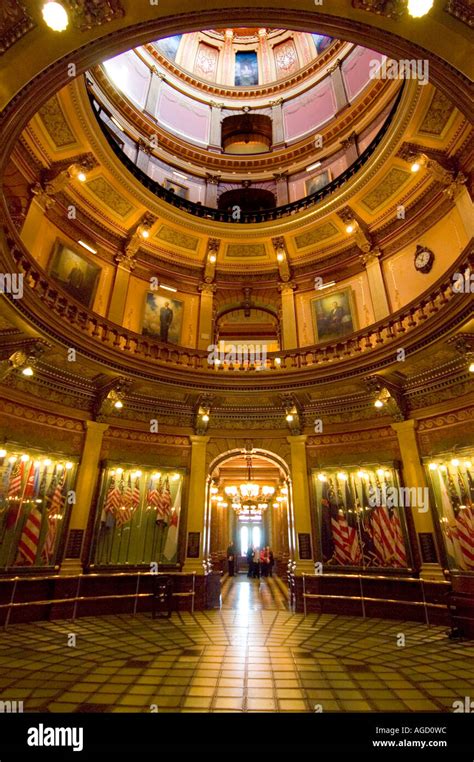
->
{"left": 198, "top": 282, "right": 217, "bottom": 295}
{"left": 278, "top": 280, "right": 296, "bottom": 293}
{"left": 391, "top": 418, "right": 417, "bottom": 434}
{"left": 190, "top": 435, "right": 210, "bottom": 446}
{"left": 85, "top": 420, "right": 110, "bottom": 435}
{"left": 287, "top": 434, "right": 308, "bottom": 446}
{"left": 359, "top": 246, "right": 382, "bottom": 267}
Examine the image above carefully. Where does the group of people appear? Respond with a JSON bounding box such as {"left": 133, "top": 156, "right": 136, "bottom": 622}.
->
{"left": 246, "top": 546, "right": 274, "bottom": 579}
{"left": 226, "top": 543, "right": 275, "bottom": 578}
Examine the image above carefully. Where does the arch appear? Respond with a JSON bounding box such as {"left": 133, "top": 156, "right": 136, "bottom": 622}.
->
{"left": 208, "top": 446, "right": 290, "bottom": 478}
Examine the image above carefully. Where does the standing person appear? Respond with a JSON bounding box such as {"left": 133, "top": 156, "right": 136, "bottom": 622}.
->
{"left": 246, "top": 545, "right": 254, "bottom": 578}
{"left": 266, "top": 546, "right": 274, "bottom": 578}
{"left": 227, "top": 542, "right": 236, "bottom": 577}
{"left": 260, "top": 547, "right": 268, "bottom": 577}
{"left": 252, "top": 546, "right": 261, "bottom": 578}
{"left": 159, "top": 301, "right": 173, "bottom": 342}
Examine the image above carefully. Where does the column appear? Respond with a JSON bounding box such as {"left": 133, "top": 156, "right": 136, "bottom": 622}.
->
{"left": 144, "top": 67, "right": 165, "bottom": 120}
{"left": 20, "top": 194, "right": 52, "bottom": 253}
{"left": 205, "top": 175, "right": 219, "bottom": 207}
{"left": 288, "top": 435, "right": 314, "bottom": 573}
{"left": 182, "top": 435, "right": 210, "bottom": 573}
{"left": 361, "top": 249, "right": 390, "bottom": 321}
{"left": 60, "top": 421, "right": 109, "bottom": 574}
{"left": 279, "top": 282, "right": 298, "bottom": 349}
{"left": 108, "top": 257, "right": 133, "bottom": 325}
{"left": 391, "top": 419, "right": 443, "bottom": 578}
{"left": 198, "top": 283, "right": 216, "bottom": 350}
{"left": 221, "top": 29, "right": 234, "bottom": 85}
{"left": 209, "top": 102, "right": 223, "bottom": 153}
{"left": 330, "top": 60, "right": 349, "bottom": 113}
{"left": 270, "top": 98, "right": 285, "bottom": 148}
{"left": 274, "top": 173, "right": 289, "bottom": 205}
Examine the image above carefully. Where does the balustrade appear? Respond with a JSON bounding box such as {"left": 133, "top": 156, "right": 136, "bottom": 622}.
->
{"left": 1, "top": 229, "right": 472, "bottom": 380}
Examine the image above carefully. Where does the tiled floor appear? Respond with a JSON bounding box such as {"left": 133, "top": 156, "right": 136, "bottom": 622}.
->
{"left": 0, "top": 574, "right": 472, "bottom": 713}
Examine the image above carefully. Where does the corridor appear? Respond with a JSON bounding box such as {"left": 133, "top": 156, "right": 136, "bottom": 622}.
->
{"left": 221, "top": 572, "right": 288, "bottom": 611}
{"left": 0, "top": 573, "right": 473, "bottom": 713}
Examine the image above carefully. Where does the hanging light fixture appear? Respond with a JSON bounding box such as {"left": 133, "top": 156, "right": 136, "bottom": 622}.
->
{"left": 224, "top": 454, "right": 275, "bottom": 501}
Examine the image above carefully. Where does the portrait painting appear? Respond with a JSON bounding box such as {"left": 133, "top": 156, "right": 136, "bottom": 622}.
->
{"left": 142, "top": 292, "right": 184, "bottom": 345}
{"left": 235, "top": 51, "right": 259, "bottom": 87}
{"left": 156, "top": 35, "right": 182, "bottom": 62}
{"left": 311, "top": 288, "right": 357, "bottom": 343}
{"left": 305, "top": 170, "right": 331, "bottom": 197}
{"left": 164, "top": 178, "right": 188, "bottom": 199}
{"left": 48, "top": 241, "right": 101, "bottom": 308}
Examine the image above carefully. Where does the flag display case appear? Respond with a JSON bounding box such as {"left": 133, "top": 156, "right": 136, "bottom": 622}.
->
{"left": 0, "top": 447, "right": 77, "bottom": 570}
{"left": 312, "top": 466, "right": 411, "bottom": 570}
{"left": 426, "top": 455, "right": 474, "bottom": 573}
{"left": 90, "top": 464, "right": 184, "bottom": 567}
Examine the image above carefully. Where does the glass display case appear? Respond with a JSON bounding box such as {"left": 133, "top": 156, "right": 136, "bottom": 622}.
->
{"left": 312, "top": 465, "right": 411, "bottom": 569}
{"left": 426, "top": 454, "right": 474, "bottom": 572}
{"left": 91, "top": 464, "right": 184, "bottom": 567}
{"left": 0, "top": 447, "right": 77, "bottom": 569}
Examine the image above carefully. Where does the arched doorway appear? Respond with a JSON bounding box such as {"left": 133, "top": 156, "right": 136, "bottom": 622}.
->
{"left": 206, "top": 448, "right": 293, "bottom": 578}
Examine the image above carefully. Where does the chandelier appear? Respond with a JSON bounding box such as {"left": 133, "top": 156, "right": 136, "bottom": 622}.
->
{"left": 223, "top": 455, "right": 275, "bottom": 501}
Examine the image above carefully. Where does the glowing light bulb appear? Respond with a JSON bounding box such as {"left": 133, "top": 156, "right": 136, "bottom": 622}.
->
{"left": 407, "top": 0, "right": 434, "bottom": 17}
{"left": 43, "top": 459, "right": 52, "bottom": 466}
{"left": 22, "top": 366, "right": 34, "bottom": 377}
{"left": 114, "top": 400, "right": 123, "bottom": 409}
{"left": 202, "top": 413, "right": 209, "bottom": 422}
{"left": 428, "top": 463, "right": 438, "bottom": 471}
{"left": 451, "top": 459, "right": 460, "bottom": 467}
{"left": 411, "top": 162, "right": 421, "bottom": 173}
{"left": 337, "top": 472, "right": 348, "bottom": 481}
{"left": 439, "top": 465, "right": 447, "bottom": 472}
{"left": 0, "top": 449, "right": 6, "bottom": 458}
{"left": 469, "top": 362, "right": 474, "bottom": 373}
{"left": 374, "top": 399, "right": 384, "bottom": 408}
{"left": 77, "top": 172, "right": 87, "bottom": 182}
{"left": 317, "top": 474, "right": 327, "bottom": 482}
{"left": 209, "top": 254, "right": 216, "bottom": 263}
{"left": 376, "top": 468, "right": 385, "bottom": 477}
{"left": 346, "top": 224, "right": 354, "bottom": 234}
{"left": 9, "top": 456, "right": 17, "bottom": 463}
{"left": 20, "top": 454, "right": 29, "bottom": 462}
{"left": 286, "top": 413, "right": 294, "bottom": 422}
{"left": 66, "top": 462, "right": 73, "bottom": 470}
{"left": 42, "top": 2, "right": 69, "bottom": 32}
{"left": 116, "top": 468, "right": 124, "bottom": 475}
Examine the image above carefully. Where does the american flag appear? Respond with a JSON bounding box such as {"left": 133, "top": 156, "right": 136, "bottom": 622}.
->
{"left": 7, "top": 459, "right": 24, "bottom": 499}
{"left": 327, "top": 479, "right": 361, "bottom": 565}
{"left": 4, "top": 460, "right": 25, "bottom": 530}
{"left": 449, "top": 470, "right": 474, "bottom": 570}
{"left": 15, "top": 462, "right": 42, "bottom": 565}
{"left": 16, "top": 506, "right": 42, "bottom": 565}
{"left": 156, "top": 477, "right": 171, "bottom": 523}
{"left": 132, "top": 476, "right": 141, "bottom": 508}
{"left": 116, "top": 474, "right": 133, "bottom": 527}
{"left": 42, "top": 469, "right": 66, "bottom": 564}
{"left": 104, "top": 474, "right": 121, "bottom": 514}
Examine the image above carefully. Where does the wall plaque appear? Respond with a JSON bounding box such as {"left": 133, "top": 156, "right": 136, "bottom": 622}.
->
{"left": 418, "top": 532, "right": 438, "bottom": 564}
{"left": 298, "top": 533, "right": 313, "bottom": 560}
{"left": 66, "top": 529, "right": 84, "bottom": 559}
{"left": 187, "top": 531, "right": 201, "bottom": 559}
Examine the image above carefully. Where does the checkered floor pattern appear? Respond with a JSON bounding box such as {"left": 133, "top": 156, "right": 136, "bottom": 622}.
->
{"left": 0, "top": 575, "right": 472, "bottom": 713}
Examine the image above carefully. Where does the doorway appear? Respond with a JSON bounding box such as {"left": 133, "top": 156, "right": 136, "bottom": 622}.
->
{"left": 206, "top": 448, "right": 292, "bottom": 578}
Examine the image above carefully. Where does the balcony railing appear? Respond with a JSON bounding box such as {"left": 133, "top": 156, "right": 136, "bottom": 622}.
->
{"left": 88, "top": 82, "right": 404, "bottom": 225}
{"left": 2, "top": 227, "right": 472, "bottom": 384}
